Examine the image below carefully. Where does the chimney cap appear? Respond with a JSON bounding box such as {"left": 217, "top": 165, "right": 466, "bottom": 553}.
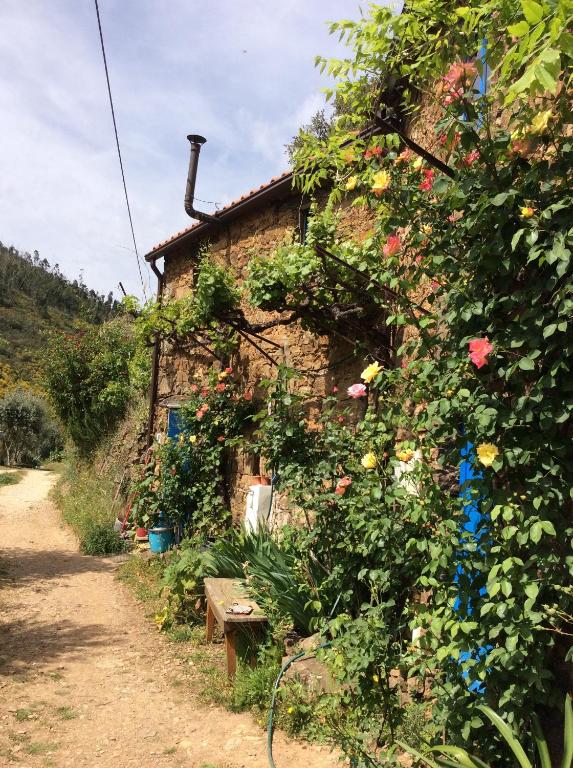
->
{"left": 187, "top": 134, "right": 207, "bottom": 145}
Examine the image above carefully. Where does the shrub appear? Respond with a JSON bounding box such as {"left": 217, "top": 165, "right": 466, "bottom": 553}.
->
{"left": 131, "top": 368, "right": 255, "bottom": 535}
{"left": 43, "top": 318, "right": 147, "bottom": 456}
{"left": 80, "top": 523, "right": 125, "bottom": 556}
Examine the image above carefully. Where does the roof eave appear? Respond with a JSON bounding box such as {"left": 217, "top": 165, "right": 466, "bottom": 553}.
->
{"left": 145, "top": 170, "right": 295, "bottom": 262}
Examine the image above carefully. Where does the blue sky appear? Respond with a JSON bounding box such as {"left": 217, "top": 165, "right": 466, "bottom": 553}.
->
{"left": 0, "top": 0, "right": 375, "bottom": 298}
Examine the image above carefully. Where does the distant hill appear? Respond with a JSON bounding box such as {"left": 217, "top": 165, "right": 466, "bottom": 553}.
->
{"left": 0, "top": 242, "right": 121, "bottom": 395}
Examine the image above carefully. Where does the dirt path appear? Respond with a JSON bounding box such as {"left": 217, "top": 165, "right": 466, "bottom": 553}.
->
{"left": 0, "top": 470, "right": 338, "bottom": 768}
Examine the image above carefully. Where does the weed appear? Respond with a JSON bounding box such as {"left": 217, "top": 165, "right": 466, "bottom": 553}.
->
{"left": 0, "top": 746, "right": 18, "bottom": 763}
{"left": 51, "top": 462, "right": 119, "bottom": 550}
{"left": 48, "top": 671, "right": 63, "bottom": 681}
{"left": 55, "top": 705, "right": 76, "bottom": 720}
{"left": 230, "top": 656, "right": 281, "bottom": 714}
{"left": 167, "top": 625, "right": 197, "bottom": 643}
{"left": 14, "top": 709, "right": 32, "bottom": 722}
{"left": 80, "top": 524, "right": 125, "bottom": 556}
{"left": 163, "top": 746, "right": 177, "bottom": 755}
{"left": 8, "top": 732, "right": 31, "bottom": 744}
{"left": 25, "top": 741, "right": 58, "bottom": 755}
{"left": 0, "top": 471, "right": 23, "bottom": 487}
{"left": 117, "top": 556, "right": 166, "bottom": 608}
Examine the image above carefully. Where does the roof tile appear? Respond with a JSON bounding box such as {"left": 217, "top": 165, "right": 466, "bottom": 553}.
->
{"left": 146, "top": 170, "right": 292, "bottom": 257}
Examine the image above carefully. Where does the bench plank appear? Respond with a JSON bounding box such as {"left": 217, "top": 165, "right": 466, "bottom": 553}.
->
{"left": 204, "top": 577, "right": 268, "bottom": 679}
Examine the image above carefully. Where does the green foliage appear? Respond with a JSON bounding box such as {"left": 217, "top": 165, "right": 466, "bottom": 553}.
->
{"left": 0, "top": 388, "right": 62, "bottom": 466}
{"left": 80, "top": 523, "right": 125, "bottom": 556}
{"left": 207, "top": 526, "right": 320, "bottom": 636}
{"left": 399, "top": 694, "right": 573, "bottom": 768}
{"left": 0, "top": 242, "right": 119, "bottom": 393}
{"left": 52, "top": 461, "right": 120, "bottom": 548}
{"left": 131, "top": 369, "right": 254, "bottom": 534}
{"left": 230, "top": 648, "right": 281, "bottom": 714}
{"left": 159, "top": 526, "right": 319, "bottom": 636}
{"left": 237, "top": 1, "right": 573, "bottom": 763}
{"left": 0, "top": 471, "right": 23, "bottom": 486}
{"left": 43, "top": 318, "right": 146, "bottom": 456}
{"left": 128, "top": 251, "right": 240, "bottom": 355}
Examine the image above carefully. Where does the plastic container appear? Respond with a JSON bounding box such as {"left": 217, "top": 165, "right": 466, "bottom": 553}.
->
{"left": 148, "top": 526, "right": 175, "bottom": 553}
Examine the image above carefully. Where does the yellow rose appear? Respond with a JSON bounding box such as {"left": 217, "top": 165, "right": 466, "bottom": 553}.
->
{"left": 218, "top": 371, "right": 228, "bottom": 380}
{"left": 422, "top": 224, "right": 433, "bottom": 235}
{"left": 520, "top": 206, "right": 535, "bottom": 218}
{"left": 189, "top": 435, "right": 197, "bottom": 444}
{"left": 396, "top": 449, "right": 415, "bottom": 463}
{"left": 345, "top": 175, "right": 358, "bottom": 191}
{"left": 342, "top": 148, "right": 357, "bottom": 164}
{"left": 361, "top": 452, "right": 377, "bottom": 470}
{"left": 371, "top": 170, "right": 391, "bottom": 196}
{"left": 412, "top": 157, "right": 424, "bottom": 170}
{"left": 530, "top": 110, "right": 552, "bottom": 135}
{"left": 361, "top": 361, "right": 382, "bottom": 383}
{"left": 476, "top": 443, "right": 499, "bottom": 467}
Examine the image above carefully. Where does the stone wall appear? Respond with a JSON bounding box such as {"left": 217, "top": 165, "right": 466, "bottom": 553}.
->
{"left": 154, "top": 193, "right": 374, "bottom": 524}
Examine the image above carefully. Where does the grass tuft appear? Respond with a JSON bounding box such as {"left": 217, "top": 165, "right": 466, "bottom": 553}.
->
{"left": 0, "top": 471, "right": 23, "bottom": 487}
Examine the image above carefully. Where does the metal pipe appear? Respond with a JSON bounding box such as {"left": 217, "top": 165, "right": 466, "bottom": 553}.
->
{"left": 184, "top": 134, "right": 219, "bottom": 224}
{"left": 146, "top": 259, "right": 164, "bottom": 447}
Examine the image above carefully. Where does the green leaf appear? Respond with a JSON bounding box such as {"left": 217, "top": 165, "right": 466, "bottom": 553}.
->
{"left": 531, "top": 714, "right": 551, "bottom": 768}
{"left": 477, "top": 705, "right": 533, "bottom": 768}
{"left": 560, "top": 32, "right": 573, "bottom": 59}
{"left": 491, "top": 192, "right": 510, "bottom": 206}
{"left": 530, "top": 521, "right": 543, "bottom": 543}
{"left": 521, "top": 0, "right": 544, "bottom": 24}
{"left": 396, "top": 741, "right": 440, "bottom": 768}
{"left": 562, "top": 694, "right": 573, "bottom": 768}
{"left": 543, "top": 323, "right": 557, "bottom": 338}
{"left": 525, "top": 582, "right": 539, "bottom": 600}
{"left": 508, "top": 20, "right": 530, "bottom": 37}
{"left": 519, "top": 357, "right": 535, "bottom": 371}
{"left": 541, "top": 520, "right": 556, "bottom": 536}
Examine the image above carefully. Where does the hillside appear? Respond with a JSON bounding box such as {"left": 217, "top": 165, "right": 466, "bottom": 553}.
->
{"left": 0, "top": 242, "right": 120, "bottom": 395}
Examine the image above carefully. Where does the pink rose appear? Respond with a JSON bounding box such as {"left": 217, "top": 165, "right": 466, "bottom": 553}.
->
{"left": 383, "top": 234, "right": 401, "bottom": 257}
{"left": 469, "top": 337, "right": 493, "bottom": 369}
{"left": 347, "top": 383, "right": 367, "bottom": 399}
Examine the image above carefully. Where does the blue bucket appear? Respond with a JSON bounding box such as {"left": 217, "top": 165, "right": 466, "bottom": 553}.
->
{"left": 148, "top": 526, "right": 175, "bottom": 554}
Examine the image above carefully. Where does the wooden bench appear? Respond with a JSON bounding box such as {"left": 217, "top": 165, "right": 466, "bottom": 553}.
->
{"left": 204, "top": 577, "right": 268, "bottom": 678}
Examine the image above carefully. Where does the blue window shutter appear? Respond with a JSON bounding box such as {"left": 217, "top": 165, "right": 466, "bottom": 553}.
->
{"left": 167, "top": 408, "right": 182, "bottom": 439}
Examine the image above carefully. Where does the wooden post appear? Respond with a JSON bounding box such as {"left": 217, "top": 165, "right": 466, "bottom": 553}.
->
{"left": 206, "top": 601, "right": 215, "bottom": 642}
{"left": 225, "top": 631, "right": 237, "bottom": 678}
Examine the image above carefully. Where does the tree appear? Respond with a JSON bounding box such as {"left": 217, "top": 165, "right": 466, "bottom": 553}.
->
{"left": 0, "top": 389, "right": 62, "bottom": 466}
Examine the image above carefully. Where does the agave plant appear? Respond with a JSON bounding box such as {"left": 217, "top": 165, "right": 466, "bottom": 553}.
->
{"left": 397, "top": 694, "right": 572, "bottom": 768}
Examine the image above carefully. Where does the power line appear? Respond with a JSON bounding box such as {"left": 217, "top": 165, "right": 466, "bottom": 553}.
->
{"left": 93, "top": 0, "right": 147, "bottom": 297}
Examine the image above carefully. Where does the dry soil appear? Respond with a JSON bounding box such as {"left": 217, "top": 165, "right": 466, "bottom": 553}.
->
{"left": 0, "top": 469, "right": 339, "bottom": 768}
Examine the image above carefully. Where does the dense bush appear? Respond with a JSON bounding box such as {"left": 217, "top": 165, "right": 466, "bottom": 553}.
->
{"left": 80, "top": 524, "right": 125, "bottom": 556}
{"left": 131, "top": 368, "right": 254, "bottom": 535}
{"left": 0, "top": 388, "right": 62, "bottom": 466}
{"left": 43, "top": 318, "right": 148, "bottom": 456}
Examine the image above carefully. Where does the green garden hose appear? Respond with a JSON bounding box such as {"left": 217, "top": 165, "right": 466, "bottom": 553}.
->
{"left": 267, "top": 642, "right": 332, "bottom": 768}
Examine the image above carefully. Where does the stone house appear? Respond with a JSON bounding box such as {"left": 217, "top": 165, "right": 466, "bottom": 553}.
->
{"left": 144, "top": 107, "right": 440, "bottom": 522}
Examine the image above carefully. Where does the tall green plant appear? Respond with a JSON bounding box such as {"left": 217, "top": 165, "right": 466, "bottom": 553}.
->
{"left": 43, "top": 318, "right": 145, "bottom": 455}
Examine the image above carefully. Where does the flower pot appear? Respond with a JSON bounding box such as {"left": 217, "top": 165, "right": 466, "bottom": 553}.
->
{"left": 148, "top": 526, "right": 175, "bottom": 554}
{"left": 135, "top": 527, "right": 148, "bottom": 541}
